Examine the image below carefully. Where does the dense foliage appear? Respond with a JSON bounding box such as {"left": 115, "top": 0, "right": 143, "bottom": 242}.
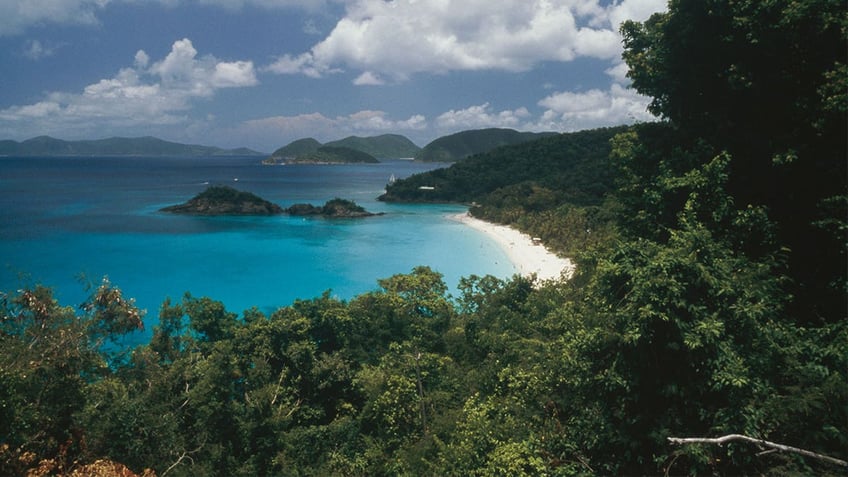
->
{"left": 289, "top": 146, "right": 379, "bottom": 164}
{"left": 382, "top": 126, "right": 627, "bottom": 257}
{"left": 2, "top": 0, "right": 845, "bottom": 475}
{"left": 269, "top": 138, "right": 322, "bottom": 159}
{"left": 266, "top": 135, "right": 420, "bottom": 164}
{"left": 286, "top": 198, "right": 379, "bottom": 218}
{"left": 324, "top": 134, "right": 421, "bottom": 159}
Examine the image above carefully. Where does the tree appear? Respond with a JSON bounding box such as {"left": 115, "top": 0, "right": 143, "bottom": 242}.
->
{"left": 0, "top": 280, "right": 144, "bottom": 475}
{"left": 621, "top": 0, "right": 847, "bottom": 323}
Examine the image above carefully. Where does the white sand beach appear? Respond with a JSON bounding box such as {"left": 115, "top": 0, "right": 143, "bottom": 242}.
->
{"left": 450, "top": 212, "right": 575, "bottom": 281}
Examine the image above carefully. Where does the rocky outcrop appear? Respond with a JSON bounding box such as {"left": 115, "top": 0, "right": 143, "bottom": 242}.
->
{"left": 161, "top": 185, "right": 284, "bottom": 216}
{"left": 286, "top": 198, "right": 381, "bottom": 218}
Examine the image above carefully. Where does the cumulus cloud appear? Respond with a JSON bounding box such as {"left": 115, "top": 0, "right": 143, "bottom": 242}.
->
{"left": 265, "top": 53, "right": 326, "bottom": 78}
{"left": 535, "top": 83, "right": 654, "bottom": 131}
{"left": 435, "top": 103, "right": 531, "bottom": 131}
{"left": 0, "top": 38, "right": 257, "bottom": 137}
{"left": 429, "top": 93, "right": 652, "bottom": 137}
{"left": 267, "top": 0, "right": 666, "bottom": 81}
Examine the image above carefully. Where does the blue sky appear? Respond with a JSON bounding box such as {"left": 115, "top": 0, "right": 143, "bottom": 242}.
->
{"left": 0, "top": 0, "right": 665, "bottom": 152}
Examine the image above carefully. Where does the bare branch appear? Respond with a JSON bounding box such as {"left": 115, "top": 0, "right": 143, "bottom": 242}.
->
{"left": 668, "top": 434, "right": 847, "bottom": 468}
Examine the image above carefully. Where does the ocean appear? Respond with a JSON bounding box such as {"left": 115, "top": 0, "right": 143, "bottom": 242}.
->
{"left": 0, "top": 156, "right": 514, "bottom": 343}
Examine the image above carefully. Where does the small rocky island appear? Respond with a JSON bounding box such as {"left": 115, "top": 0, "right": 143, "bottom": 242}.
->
{"left": 161, "top": 187, "right": 380, "bottom": 218}
{"left": 286, "top": 198, "right": 382, "bottom": 218}
{"left": 161, "top": 185, "right": 284, "bottom": 215}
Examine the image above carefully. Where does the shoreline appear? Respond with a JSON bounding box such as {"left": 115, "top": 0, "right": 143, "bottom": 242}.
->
{"left": 449, "top": 212, "right": 575, "bottom": 281}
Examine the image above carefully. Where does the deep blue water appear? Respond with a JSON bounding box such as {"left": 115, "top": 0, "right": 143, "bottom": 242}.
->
{"left": 0, "top": 156, "right": 514, "bottom": 343}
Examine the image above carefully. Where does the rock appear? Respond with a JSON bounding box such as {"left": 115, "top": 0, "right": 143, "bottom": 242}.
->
{"left": 161, "top": 185, "right": 284, "bottom": 216}
{"left": 285, "top": 198, "right": 382, "bottom": 218}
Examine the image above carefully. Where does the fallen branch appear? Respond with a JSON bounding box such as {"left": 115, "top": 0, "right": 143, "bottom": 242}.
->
{"left": 668, "top": 434, "right": 847, "bottom": 468}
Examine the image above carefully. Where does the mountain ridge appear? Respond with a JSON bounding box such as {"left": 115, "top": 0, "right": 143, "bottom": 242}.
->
{"left": 0, "top": 135, "right": 264, "bottom": 157}
{"left": 415, "top": 128, "right": 559, "bottom": 162}
{"left": 265, "top": 134, "right": 420, "bottom": 164}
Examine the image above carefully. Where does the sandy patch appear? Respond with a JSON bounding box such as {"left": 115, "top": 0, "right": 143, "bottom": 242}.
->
{"left": 449, "top": 212, "right": 574, "bottom": 281}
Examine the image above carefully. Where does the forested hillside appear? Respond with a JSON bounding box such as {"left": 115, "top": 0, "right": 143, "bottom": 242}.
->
{"left": 381, "top": 126, "right": 628, "bottom": 256}
{"left": 1, "top": 1, "right": 845, "bottom": 476}
{"left": 324, "top": 134, "right": 421, "bottom": 158}
{"left": 414, "top": 128, "right": 557, "bottom": 162}
{"left": 264, "top": 134, "right": 419, "bottom": 165}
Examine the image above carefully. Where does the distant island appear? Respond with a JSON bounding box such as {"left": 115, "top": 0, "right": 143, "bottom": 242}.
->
{"left": 160, "top": 186, "right": 284, "bottom": 216}
{"left": 286, "top": 198, "right": 382, "bottom": 218}
{"left": 266, "top": 146, "right": 380, "bottom": 165}
{"left": 262, "top": 129, "right": 560, "bottom": 165}
{"left": 415, "top": 128, "right": 558, "bottom": 162}
{"left": 324, "top": 134, "right": 420, "bottom": 158}
{"left": 0, "top": 136, "right": 264, "bottom": 157}
{"left": 263, "top": 134, "right": 420, "bottom": 164}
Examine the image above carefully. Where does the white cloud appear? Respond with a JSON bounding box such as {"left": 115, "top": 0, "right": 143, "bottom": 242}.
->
{"left": 264, "top": 53, "right": 328, "bottom": 78}
{"left": 604, "top": 61, "right": 631, "bottom": 83}
{"left": 0, "top": 38, "right": 257, "bottom": 138}
{"left": 435, "top": 103, "right": 530, "bottom": 131}
{"left": 535, "top": 83, "right": 654, "bottom": 131}
{"left": 0, "top": 0, "right": 107, "bottom": 36}
{"left": 606, "top": 0, "right": 667, "bottom": 31}
{"left": 134, "top": 50, "right": 150, "bottom": 68}
{"left": 352, "top": 71, "right": 384, "bottom": 86}
{"left": 267, "top": 0, "right": 666, "bottom": 81}
{"left": 234, "top": 89, "right": 655, "bottom": 151}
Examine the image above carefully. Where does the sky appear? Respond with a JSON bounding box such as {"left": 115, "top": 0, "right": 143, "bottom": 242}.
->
{"left": 0, "top": 0, "right": 666, "bottom": 153}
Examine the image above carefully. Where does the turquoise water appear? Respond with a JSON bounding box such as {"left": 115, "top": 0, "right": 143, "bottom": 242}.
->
{"left": 0, "top": 156, "right": 514, "bottom": 342}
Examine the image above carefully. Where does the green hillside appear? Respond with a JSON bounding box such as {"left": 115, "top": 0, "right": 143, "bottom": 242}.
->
{"left": 264, "top": 134, "right": 419, "bottom": 165}
{"left": 267, "top": 138, "right": 322, "bottom": 159}
{"left": 285, "top": 146, "right": 379, "bottom": 164}
{"left": 325, "top": 134, "right": 420, "bottom": 158}
{"left": 381, "top": 126, "right": 627, "bottom": 256}
{"left": 415, "top": 128, "right": 557, "bottom": 162}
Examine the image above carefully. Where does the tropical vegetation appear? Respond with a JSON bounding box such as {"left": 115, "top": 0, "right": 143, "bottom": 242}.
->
{"left": 414, "top": 128, "right": 557, "bottom": 162}
{"left": 2, "top": 0, "right": 845, "bottom": 475}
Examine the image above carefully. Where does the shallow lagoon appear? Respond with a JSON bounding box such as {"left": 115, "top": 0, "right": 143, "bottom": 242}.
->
{"left": 0, "top": 156, "right": 514, "bottom": 342}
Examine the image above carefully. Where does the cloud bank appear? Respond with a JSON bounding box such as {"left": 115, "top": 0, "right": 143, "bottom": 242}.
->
{"left": 1, "top": 0, "right": 665, "bottom": 149}
{"left": 0, "top": 0, "right": 326, "bottom": 36}
{"left": 267, "top": 0, "right": 665, "bottom": 81}
{"left": 0, "top": 38, "right": 257, "bottom": 138}
{"left": 258, "top": 0, "right": 664, "bottom": 142}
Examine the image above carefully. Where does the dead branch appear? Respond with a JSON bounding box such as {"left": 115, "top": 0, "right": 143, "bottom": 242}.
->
{"left": 668, "top": 434, "right": 847, "bottom": 468}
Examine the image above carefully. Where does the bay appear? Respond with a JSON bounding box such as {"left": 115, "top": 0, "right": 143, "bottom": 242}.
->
{"left": 0, "top": 156, "right": 514, "bottom": 344}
